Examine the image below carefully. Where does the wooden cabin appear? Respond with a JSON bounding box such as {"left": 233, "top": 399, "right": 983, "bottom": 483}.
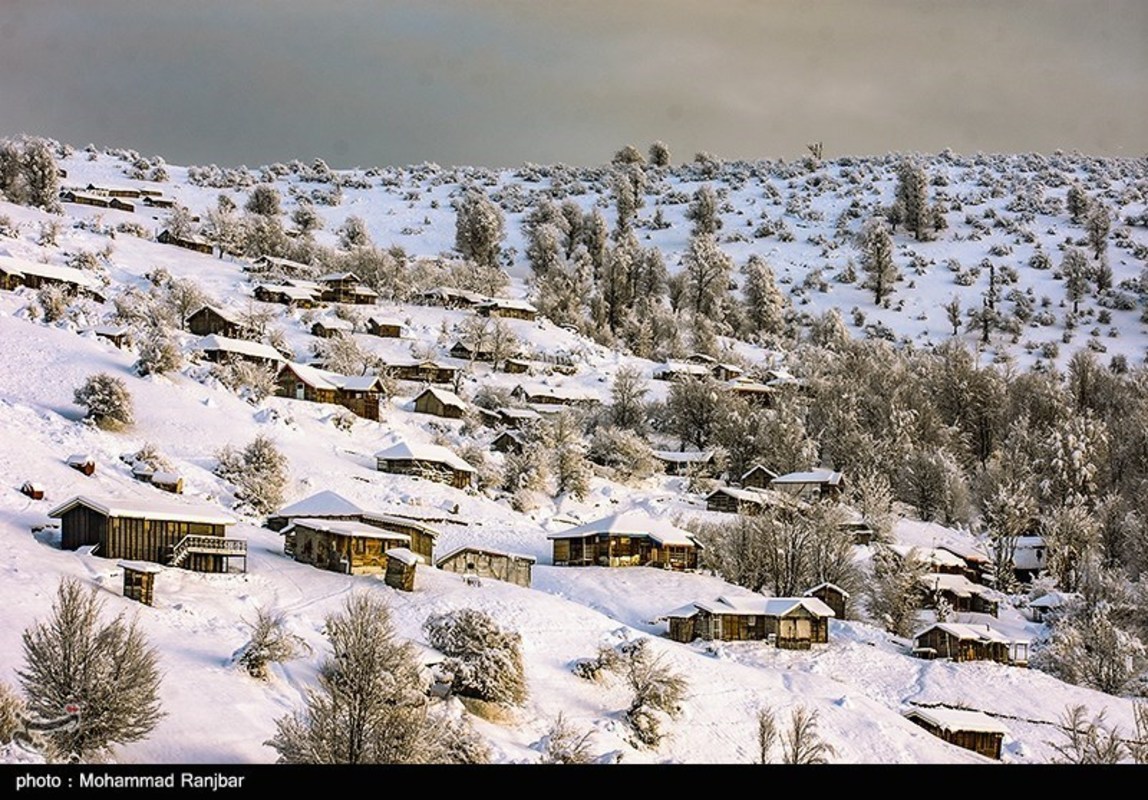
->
{"left": 436, "top": 546, "right": 535, "bottom": 588}
{"left": 652, "top": 450, "right": 714, "bottom": 477}
{"left": 317, "top": 272, "right": 378, "bottom": 305}
{"left": 510, "top": 385, "right": 598, "bottom": 408}
{"left": 60, "top": 190, "right": 109, "bottom": 208}
{"left": 0, "top": 256, "right": 106, "bottom": 300}
{"left": 890, "top": 544, "right": 972, "bottom": 577}
{"left": 919, "top": 573, "right": 1000, "bottom": 617}
{"left": 664, "top": 595, "right": 835, "bottom": 649}
{"left": 266, "top": 491, "right": 439, "bottom": 563}
{"left": 142, "top": 196, "right": 175, "bottom": 209}
{"left": 275, "top": 362, "right": 382, "bottom": 421}
{"left": 653, "top": 362, "right": 710, "bottom": 382}
{"left": 1027, "top": 591, "right": 1075, "bottom": 623}
{"left": 1007, "top": 536, "right": 1048, "bottom": 584}
{"left": 48, "top": 495, "right": 244, "bottom": 573}
{"left": 450, "top": 341, "right": 496, "bottom": 362}
{"left": 936, "top": 543, "right": 993, "bottom": 585}
{"left": 418, "top": 286, "right": 488, "bottom": 309}
{"left": 413, "top": 387, "right": 467, "bottom": 419}
{"left": 21, "top": 481, "right": 45, "bottom": 500}
{"left": 726, "top": 378, "right": 775, "bottom": 407}
{"left": 548, "top": 512, "right": 701, "bottom": 571}
{"left": 187, "top": 305, "right": 245, "bottom": 339}
{"left": 253, "top": 283, "right": 320, "bottom": 308}
{"left": 502, "top": 358, "right": 531, "bottom": 375}
{"left": 497, "top": 407, "right": 541, "bottom": 430}
{"left": 384, "top": 548, "right": 424, "bottom": 591}
{"left": 250, "top": 255, "right": 313, "bottom": 276}
{"left": 385, "top": 359, "right": 458, "bottom": 384}
{"left": 66, "top": 454, "right": 95, "bottom": 476}
{"left": 912, "top": 623, "right": 1014, "bottom": 664}
{"left": 491, "top": 430, "right": 526, "bottom": 455}
{"left": 712, "top": 362, "right": 744, "bottom": 382}
{"left": 311, "top": 318, "right": 356, "bottom": 338}
{"left": 119, "top": 561, "right": 161, "bottom": 606}
{"left": 805, "top": 582, "right": 850, "bottom": 621}
{"left": 108, "top": 197, "right": 135, "bottom": 213}
{"left": 151, "top": 471, "right": 184, "bottom": 495}
{"left": 374, "top": 440, "right": 476, "bottom": 490}
{"left": 86, "top": 184, "right": 142, "bottom": 199}
{"left": 739, "top": 464, "right": 778, "bottom": 490}
{"left": 769, "top": 469, "right": 846, "bottom": 501}
{"left": 706, "top": 487, "right": 768, "bottom": 515}
{"left": 475, "top": 298, "right": 538, "bottom": 321}
{"left": 903, "top": 707, "right": 1008, "bottom": 761}
{"left": 196, "top": 334, "right": 283, "bottom": 368}
{"left": 157, "top": 229, "right": 213, "bottom": 255}
{"left": 89, "top": 326, "right": 132, "bottom": 349}
{"left": 366, "top": 317, "right": 404, "bottom": 338}
{"left": 285, "top": 517, "right": 410, "bottom": 575}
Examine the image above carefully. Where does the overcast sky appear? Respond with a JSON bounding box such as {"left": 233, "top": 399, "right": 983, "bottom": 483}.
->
{"left": 1, "top": 1, "right": 1145, "bottom": 169}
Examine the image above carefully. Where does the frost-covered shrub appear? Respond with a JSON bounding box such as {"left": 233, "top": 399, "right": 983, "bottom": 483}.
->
{"left": 74, "top": 373, "right": 134, "bottom": 430}
{"left": 423, "top": 609, "right": 527, "bottom": 706}
{"left": 234, "top": 607, "right": 308, "bottom": 680}
{"left": 214, "top": 434, "right": 288, "bottom": 514}
{"left": 134, "top": 326, "right": 182, "bottom": 376}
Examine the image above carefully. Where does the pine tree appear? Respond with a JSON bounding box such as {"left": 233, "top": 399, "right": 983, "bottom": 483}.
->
{"left": 686, "top": 185, "right": 722, "bottom": 236}
{"left": 1085, "top": 203, "right": 1111, "bottom": 260}
{"left": 894, "top": 158, "right": 930, "bottom": 241}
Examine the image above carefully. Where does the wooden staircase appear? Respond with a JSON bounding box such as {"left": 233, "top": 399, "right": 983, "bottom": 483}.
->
{"left": 169, "top": 535, "right": 248, "bottom": 572}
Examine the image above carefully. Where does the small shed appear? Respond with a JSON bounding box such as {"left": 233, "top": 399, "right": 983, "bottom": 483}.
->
{"left": 436, "top": 546, "right": 536, "bottom": 588}
{"left": 151, "top": 471, "right": 184, "bottom": 495}
{"left": 310, "top": 318, "right": 356, "bottom": 339}
{"left": 366, "top": 317, "right": 404, "bottom": 338}
{"left": 912, "top": 623, "right": 1014, "bottom": 664}
{"left": 385, "top": 548, "right": 424, "bottom": 592}
{"left": 119, "top": 560, "right": 162, "bottom": 606}
{"left": 66, "top": 454, "right": 96, "bottom": 476}
{"left": 502, "top": 358, "right": 531, "bottom": 375}
{"left": 903, "top": 707, "right": 1009, "bottom": 761}
{"left": 286, "top": 518, "right": 410, "bottom": 575}
{"left": 661, "top": 604, "right": 700, "bottom": 644}
{"left": 187, "top": 305, "right": 244, "bottom": 338}
{"left": 652, "top": 450, "right": 714, "bottom": 477}
{"left": 90, "top": 325, "right": 132, "bottom": 349}
{"left": 805, "top": 582, "right": 850, "bottom": 621}
{"left": 739, "top": 464, "right": 778, "bottom": 490}
{"left": 21, "top": 481, "right": 45, "bottom": 500}
{"left": 413, "top": 387, "right": 467, "bottom": 419}
{"left": 491, "top": 430, "right": 526, "bottom": 455}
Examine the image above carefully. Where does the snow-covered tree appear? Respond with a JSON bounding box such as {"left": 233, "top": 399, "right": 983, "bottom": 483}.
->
{"left": 859, "top": 217, "right": 897, "bottom": 305}
{"left": 134, "top": 324, "right": 183, "bottom": 376}
{"left": 544, "top": 410, "right": 592, "bottom": 500}
{"left": 588, "top": 426, "right": 658, "bottom": 483}
{"left": 648, "top": 140, "right": 671, "bottom": 168}
{"left": 1062, "top": 247, "right": 1091, "bottom": 315}
{"left": 682, "top": 233, "right": 733, "bottom": 322}
{"left": 865, "top": 544, "right": 927, "bottom": 637}
{"left": 73, "top": 373, "right": 134, "bottom": 430}
{"left": 781, "top": 706, "right": 836, "bottom": 764}
{"left": 19, "top": 577, "right": 163, "bottom": 761}
{"left": 686, "top": 184, "right": 722, "bottom": 236}
{"left": 337, "top": 215, "right": 371, "bottom": 250}
{"left": 423, "top": 608, "right": 527, "bottom": 706}
{"left": 1085, "top": 202, "right": 1111, "bottom": 260}
{"left": 214, "top": 434, "right": 288, "bottom": 514}
{"left": 234, "top": 607, "right": 309, "bottom": 681}
{"left": 741, "top": 254, "right": 788, "bottom": 338}
{"left": 609, "top": 365, "right": 649, "bottom": 434}
{"left": 245, "top": 184, "right": 282, "bottom": 217}
{"left": 454, "top": 187, "right": 505, "bottom": 270}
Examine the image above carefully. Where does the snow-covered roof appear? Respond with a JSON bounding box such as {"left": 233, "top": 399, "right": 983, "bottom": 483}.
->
{"left": 435, "top": 545, "right": 536, "bottom": 566}
{"left": 891, "top": 545, "right": 969, "bottom": 571}
{"left": 312, "top": 317, "right": 355, "bottom": 331}
{"left": 693, "top": 595, "right": 836, "bottom": 618}
{"left": 741, "top": 464, "right": 778, "bottom": 480}
{"left": 416, "top": 387, "right": 467, "bottom": 409}
{"left": 48, "top": 495, "right": 235, "bottom": 525}
{"left": 499, "top": 407, "right": 540, "bottom": 420}
{"left": 478, "top": 297, "right": 537, "bottom": 312}
{"left": 660, "top": 603, "right": 701, "bottom": 620}
{"left": 805, "top": 582, "right": 851, "bottom": 599}
{"left": 274, "top": 490, "right": 364, "bottom": 519}
{"left": 151, "top": 470, "right": 181, "bottom": 485}
{"left": 359, "top": 512, "right": 442, "bottom": 538}
{"left": 385, "top": 547, "right": 425, "bottom": 565}
{"left": 1029, "top": 591, "right": 1077, "bottom": 609}
{"left": 903, "top": 707, "right": 1010, "bottom": 735}
{"left": 117, "top": 560, "right": 163, "bottom": 574}
{"left": 66, "top": 453, "right": 94, "bottom": 465}
{"left": 280, "top": 361, "right": 339, "bottom": 391}
{"left": 90, "top": 325, "right": 130, "bottom": 337}
{"left": 0, "top": 256, "right": 104, "bottom": 290}
{"left": 197, "top": 335, "right": 283, "bottom": 362}
{"left": 253, "top": 255, "right": 312, "bottom": 272}
{"left": 258, "top": 283, "right": 319, "bottom": 300}
{"left": 655, "top": 361, "right": 709, "bottom": 377}
{"left": 548, "top": 512, "right": 699, "bottom": 547}
{"left": 914, "top": 623, "right": 1013, "bottom": 644}
{"left": 331, "top": 375, "right": 381, "bottom": 392}
{"left": 191, "top": 304, "right": 238, "bottom": 322}
{"left": 771, "top": 469, "right": 844, "bottom": 486}
{"left": 288, "top": 517, "right": 410, "bottom": 542}
{"left": 919, "top": 573, "right": 995, "bottom": 599}
{"left": 652, "top": 450, "right": 713, "bottom": 463}
{"left": 318, "top": 271, "right": 362, "bottom": 282}
{"left": 374, "top": 440, "right": 476, "bottom": 472}
{"left": 368, "top": 316, "right": 405, "bottom": 328}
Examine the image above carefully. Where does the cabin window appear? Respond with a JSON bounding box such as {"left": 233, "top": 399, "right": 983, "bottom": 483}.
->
{"left": 356, "top": 538, "right": 365, "bottom": 553}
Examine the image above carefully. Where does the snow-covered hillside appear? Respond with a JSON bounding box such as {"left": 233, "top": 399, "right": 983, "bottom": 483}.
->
{"left": 0, "top": 144, "right": 1146, "bottom": 766}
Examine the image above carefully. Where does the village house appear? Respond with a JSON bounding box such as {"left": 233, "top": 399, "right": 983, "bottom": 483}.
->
{"left": 653, "top": 361, "right": 710, "bottom": 382}
{"left": 59, "top": 190, "right": 110, "bottom": 208}
{"left": 805, "top": 582, "right": 850, "bottom": 621}
{"left": 253, "top": 283, "right": 321, "bottom": 308}
{"left": 186, "top": 305, "right": 246, "bottom": 339}
{"left": 157, "top": 229, "right": 213, "bottom": 255}
{"left": 510, "top": 384, "right": 599, "bottom": 409}
{"left": 1008, "top": 536, "right": 1048, "bottom": 583}
{"left": 284, "top": 517, "right": 410, "bottom": 575}
{"left": 275, "top": 362, "right": 383, "bottom": 421}
{"left": 919, "top": 573, "right": 1000, "bottom": 617}
{"left": 548, "top": 512, "right": 701, "bottom": 571}
{"left": 712, "top": 362, "right": 744, "bottom": 382}
{"left": 911, "top": 623, "right": 1021, "bottom": 665}
{"left": 195, "top": 335, "right": 283, "bottom": 368}
{"left": 436, "top": 546, "right": 535, "bottom": 588}
{"left": 0, "top": 256, "right": 106, "bottom": 300}
{"left": 108, "top": 197, "right": 136, "bottom": 213}
{"left": 384, "top": 358, "right": 458, "bottom": 384}
{"left": 652, "top": 450, "right": 714, "bottom": 477}
{"left": 769, "top": 469, "right": 846, "bottom": 501}
{"left": 449, "top": 340, "right": 497, "bottom": 362}
{"left": 475, "top": 297, "right": 539, "bottom": 321}
{"left": 502, "top": 357, "right": 532, "bottom": 375}
{"left": 385, "top": 548, "right": 424, "bottom": 591}
{"left": 1027, "top": 591, "right": 1076, "bottom": 623}
{"left": 66, "top": 453, "right": 96, "bottom": 476}
{"left": 374, "top": 440, "right": 475, "bottom": 490}
{"left": 496, "top": 407, "right": 541, "bottom": 429}
{"left": 366, "top": 316, "right": 405, "bottom": 338}
{"left": 706, "top": 486, "right": 773, "bottom": 515}
{"left": 141, "top": 196, "right": 175, "bottom": 210}
{"left": 662, "top": 595, "right": 835, "bottom": 649}
{"left": 85, "top": 184, "right": 143, "bottom": 198}
{"left": 491, "top": 430, "right": 526, "bottom": 454}
{"left": 418, "top": 286, "right": 488, "bottom": 308}
{"left": 902, "top": 707, "right": 1009, "bottom": 761}
{"left": 87, "top": 325, "right": 133, "bottom": 349}
{"left": 267, "top": 490, "right": 440, "bottom": 561}
{"left": 935, "top": 542, "right": 993, "bottom": 585}
{"left": 317, "top": 272, "right": 378, "bottom": 305}
{"left": 725, "top": 378, "right": 776, "bottom": 406}
{"left": 890, "top": 544, "right": 973, "bottom": 578}
{"left": 413, "top": 387, "right": 467, "bottom": 419}
{"left": 739, "top": 464, "right": 779, "bottom": 489}
{"left": 310, "top": 317, "right": 356, "bottom": 338}
{"left": 249, "top": 255, "right": 314, "bottom": 276}
{"left": 48, "top": 494, "right": 245, "bottom": 573}
{"left": 21, "top": 481, "right": 45, "bottom": 500}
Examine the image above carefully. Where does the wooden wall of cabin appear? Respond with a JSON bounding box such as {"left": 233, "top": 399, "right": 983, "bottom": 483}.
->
{"left": 438, "top": 551, "right": 531, "bottom": 587}
{"left": 362, "top": 519, "right": 434, "bottom": 561}
{"left": 668, "top": 617, "right": 697, "bottom": 643}
{"left": 60, "top": 506, "right": 107, "bottom": 551}
{"left": 337, "top": 392, "right": 380, "bottom": 421}
{"left": 105, "top": 518, "right": 223, "bottom": 565}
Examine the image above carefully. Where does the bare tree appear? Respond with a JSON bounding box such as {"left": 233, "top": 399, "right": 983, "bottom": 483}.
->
{"left": 1048, "top": 705, "right": 1126, "bottom": 764}
{"left": 756, "top": 705, "right": 778, "bottom": 764}
{"left": 234, "top": 607, "right": 310, "bottom": 680}
{"left": 781, "top": 705, "right": 836, "bottom": 764}
{"left": 538, "top": 712, "right": 596, "bottom": 764}
{"left": 18, "top": 578, "right": 164, "bottom": 762}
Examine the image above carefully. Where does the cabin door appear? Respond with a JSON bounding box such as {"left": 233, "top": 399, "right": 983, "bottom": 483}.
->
{"left": 295, "top": 382, "right": 305, "bottom": 400}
